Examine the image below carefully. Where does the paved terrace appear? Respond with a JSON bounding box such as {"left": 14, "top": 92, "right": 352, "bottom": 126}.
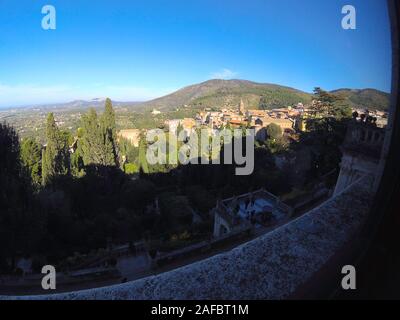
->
{"left": 1, "top": 175, "right": 374, "bottom": 300}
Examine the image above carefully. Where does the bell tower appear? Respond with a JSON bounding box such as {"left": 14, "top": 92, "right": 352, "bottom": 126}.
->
{"left": 239, "top": 99, "right": 246, "bottom": 115}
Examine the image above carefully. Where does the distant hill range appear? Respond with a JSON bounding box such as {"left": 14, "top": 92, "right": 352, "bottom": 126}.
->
{"left": 138, "top": 79, "right": 390, "bottom": 112}
{"left": 330, "top": 88, "right": 390, "bottom": 111}
{"left": 2, "top": 80, "right": 389, "bottom": 113}
{"left": 47, "top": 98, "right": 141, "bottom": 110}
{"left": 2, "top": 98, "right": 141, "bottom": 113}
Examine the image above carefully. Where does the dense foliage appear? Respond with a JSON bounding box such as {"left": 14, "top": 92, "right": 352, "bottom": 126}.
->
{"left": 0, "top": 89, "right": 352, "bottom": 274}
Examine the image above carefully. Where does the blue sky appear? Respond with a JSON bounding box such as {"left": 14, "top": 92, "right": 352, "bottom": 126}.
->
{"left": 0, "top": 0, "right": 392, "bottom": 107}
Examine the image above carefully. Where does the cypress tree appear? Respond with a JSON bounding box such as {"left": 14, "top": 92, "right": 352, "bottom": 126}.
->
{"left": 81, "top": 108, "right": 103, "bottom": 166}
{"left": 101, "top": 98, "right": 118, "bottom": 166}
{"left": 70, "top": 128, "right": 85, "bottom": 177}
{"left": 41, "top": 148, "right": 47, "bottom": 186}
{"left": 41, "top": 113, "right": 69, "bottom": 186}
{"left": 80, "top": 99, "right": 118, "bottom": 167}
{"left": 138, "top": 134, "right": 149, "bottom": 174}
{"left": 20, "top": 138, "right": 42, "bottom": 187}
{"left": 102, "top": 98, "right": 116, "bottom": 140}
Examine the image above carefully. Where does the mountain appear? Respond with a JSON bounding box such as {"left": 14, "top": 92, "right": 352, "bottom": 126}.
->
{"left": 331, "top": 88, "right": 390, "bottom": 111}
{"left": 136, "top": 79, "right": 390, "bottom": 112}
{"left": 138, "top": 79, "right": 313, "bottom": 111}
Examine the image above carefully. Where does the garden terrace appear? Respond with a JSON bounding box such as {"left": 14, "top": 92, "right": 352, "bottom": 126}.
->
{"left": 1, "top": 174, "right": 374, "bottom": 300}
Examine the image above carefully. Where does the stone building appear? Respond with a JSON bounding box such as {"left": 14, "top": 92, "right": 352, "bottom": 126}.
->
{"left": 212, "top": 189, "right": 293, "bottom": 238}
{"left": 181, "top": 118, "right": 196, "bottom": 135}
{"left": 333, "top": 119, "right": 385, "bottom": 195}
{"left": 258, "top": 116, "right": 294, "bottom": 132}
{"left": 247, "top": 109, "right": 267, "bottom": 118}
{"left": 117, "top": 129, "right": 141, "bottom": 147}
{"left": 165, "top": 119, "right": 182, "bottom": 134}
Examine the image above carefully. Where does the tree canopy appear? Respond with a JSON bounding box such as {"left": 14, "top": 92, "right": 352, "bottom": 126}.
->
{"left": 266, "top": 123, "right": 283, "bottom": 141}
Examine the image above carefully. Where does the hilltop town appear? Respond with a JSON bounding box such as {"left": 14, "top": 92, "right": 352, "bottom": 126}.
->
{"left": 0, "top": 79, "right": 390, "bottom": 144}
{"left": 118, "top": 98, "right": 388, "bottom": 147}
